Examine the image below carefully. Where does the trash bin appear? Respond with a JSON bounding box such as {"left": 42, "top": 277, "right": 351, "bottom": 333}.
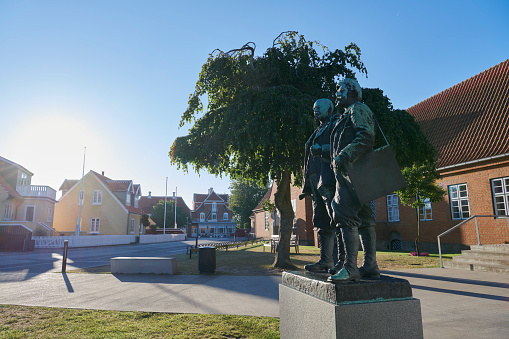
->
{"left": 198, "top": 246, "right": 216, "bottom": 274}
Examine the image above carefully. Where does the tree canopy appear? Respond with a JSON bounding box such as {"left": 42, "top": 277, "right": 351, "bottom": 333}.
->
{"left": 396, "top": 161, "right": 446, "bottom": 253}
{"left": 229, "top": 179, "right": 269, "bottom": 229}
{"left": 150, "top": 199, "right": 190, "bottom": 230}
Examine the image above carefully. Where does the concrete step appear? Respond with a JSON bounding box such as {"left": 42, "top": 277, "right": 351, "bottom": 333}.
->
{"left": 459, "top": 250, "right": 509, "bottom": 260}
{"left": 469, "top": 244, "right": 509, "bottom": 252}
{"left": 443, "top": 261, "right": 509, "bottom": 274}
{"left": 452, "top": 255, "right": 509, "bottom": 267}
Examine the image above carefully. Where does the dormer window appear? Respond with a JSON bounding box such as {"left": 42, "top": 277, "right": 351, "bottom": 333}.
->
{"left": 126, "top": 193, "right": 131, "bottom": 206}
{"left": 223, "top": 213, "right": 228, "bottom": 221}
{"left": 200, "top": 213, "right": 205, "bottom": 222}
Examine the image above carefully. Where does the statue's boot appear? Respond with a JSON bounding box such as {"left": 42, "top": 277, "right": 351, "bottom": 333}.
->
{"left": 305, "top": 229, "right": 334, "bottom": 272}
{"left": 329, "top": 227, "right": 360, "bottom": 282}
{"left": 358, "top": 226, "right": 380, "bottom": 279}
{"left": 328, "top": 229, "right": 345, "bottom": 274}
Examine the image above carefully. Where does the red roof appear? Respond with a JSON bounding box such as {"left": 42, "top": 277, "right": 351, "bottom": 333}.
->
{"left": 59, "top": 179, "right": 79, "bottom": 191}
{"left": 407, "top": 59, "right": 509, "bottom": 168}
{"left": 253, "top": 185, "right": 272, "bottom": 212}
{"left": 106, "top": 180, "right": 132, "bottom": 192}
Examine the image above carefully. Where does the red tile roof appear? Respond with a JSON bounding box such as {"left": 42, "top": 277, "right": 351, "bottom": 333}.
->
{"left": 106, "top": 180, "right": 132, "bottom": 192}
{"left": 59, "top": 179, "right": 79, "bottom": 191}
{"left": 253, "top": 185, "right": 272, "bottom": 212}
{"left": 406, "top": 59, "right": 509, "bottom": 168}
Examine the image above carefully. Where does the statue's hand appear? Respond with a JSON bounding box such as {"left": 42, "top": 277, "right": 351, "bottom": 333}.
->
{"left": 299, "top": 193, "right": 310, "bottom": 200}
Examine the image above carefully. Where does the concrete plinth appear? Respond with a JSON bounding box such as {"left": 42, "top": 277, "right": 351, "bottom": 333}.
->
{"left": 280, "top": 272, "right": 423, "bottom": 339}
{"left": 110, "top": 257, "right": 177, "bottom": 274}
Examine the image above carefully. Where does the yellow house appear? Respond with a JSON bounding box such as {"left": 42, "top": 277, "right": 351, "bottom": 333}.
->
{"left": 0, "top": 156, "right": 56, "bottom": 236}
{"left": 53, "top": 170, "right": 143, "bottom": 236}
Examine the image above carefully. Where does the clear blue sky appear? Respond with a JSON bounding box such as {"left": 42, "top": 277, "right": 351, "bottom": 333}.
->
{"left": 1, "top": 0, "right": 508, "bottom": 207}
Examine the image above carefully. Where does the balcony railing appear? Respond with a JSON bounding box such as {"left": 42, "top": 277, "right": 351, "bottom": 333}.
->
{"left": 16, "top": 185, "right": 57, "bottom": 200}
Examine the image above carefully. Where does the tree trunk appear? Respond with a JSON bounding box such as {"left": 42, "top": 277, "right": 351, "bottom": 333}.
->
{"left": 273, "top": 170, "right": 297, "bottom": 269}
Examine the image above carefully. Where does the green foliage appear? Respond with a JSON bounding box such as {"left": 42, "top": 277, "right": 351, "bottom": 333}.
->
{"left": 396, "top": 161, "right": 446, "bottom": 253}
{"left": 363, "top": 88, "right": 436, "bottom": 168}
{"left": 170, "top": 31, "right": 367, "bottom": 186}
{"left": 396, "top": 161, "right": 446, "bottom": 208}
{"left": 150, "top": 199, "right": 190, "bottom": 229}
{"left": 140, "top": 214, "right": 150, "bottom": 227}
{"left": 229, "top": 179, "right": 268, "bottom": 230}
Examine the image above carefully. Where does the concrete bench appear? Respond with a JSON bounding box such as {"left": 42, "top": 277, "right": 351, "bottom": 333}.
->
{"left": 110, "top": 257, "right": 177, "bottom": 274}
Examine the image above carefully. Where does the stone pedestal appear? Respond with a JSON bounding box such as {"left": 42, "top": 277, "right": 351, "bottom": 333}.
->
{"left": 280, "top": 271, "right": 423, "bottom": 339}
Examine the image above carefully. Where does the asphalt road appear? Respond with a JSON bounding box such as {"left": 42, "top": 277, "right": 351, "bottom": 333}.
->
{"left": 0, "top": 237, "right": 236, "bottom": 278}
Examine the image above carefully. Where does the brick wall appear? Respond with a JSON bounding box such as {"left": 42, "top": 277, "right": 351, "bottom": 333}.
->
{"left": 376, "top": 158, "right": 509, "bottom": 252}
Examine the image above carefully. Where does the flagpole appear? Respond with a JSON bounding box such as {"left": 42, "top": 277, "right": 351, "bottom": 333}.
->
{"left": 164, "top": 177, "right": 168, "bottom": 235}
{"left": 174, "top": 187, "right": 178, "bottom": 229}
{"left": 76, "top": 147, "right": 86, "bottom": 236}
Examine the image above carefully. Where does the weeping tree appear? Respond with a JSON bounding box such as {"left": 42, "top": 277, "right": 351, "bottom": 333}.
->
{"left": 170, "top": 31, "right": 368, "bottom": 269}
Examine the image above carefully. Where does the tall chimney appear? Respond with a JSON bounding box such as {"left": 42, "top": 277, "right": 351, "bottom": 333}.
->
{"left": 148, "top": 191, "right": 152, "bottom": 198}
{"left": 102, "top": 171, "right": 104, "bottom": 176}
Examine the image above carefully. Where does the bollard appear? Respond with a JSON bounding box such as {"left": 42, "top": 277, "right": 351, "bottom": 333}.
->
{"left": 62, "top": 240, "right": 69, "bottom": 273}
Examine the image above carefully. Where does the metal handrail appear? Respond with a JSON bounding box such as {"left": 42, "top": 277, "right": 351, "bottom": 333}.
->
{"left": 438, "top": 214, "right": 509, "bottom": 267}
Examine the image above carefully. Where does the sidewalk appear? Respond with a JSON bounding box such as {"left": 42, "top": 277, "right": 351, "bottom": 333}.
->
{"left": 0, "top": 268, "right": 508, "bottom": 338}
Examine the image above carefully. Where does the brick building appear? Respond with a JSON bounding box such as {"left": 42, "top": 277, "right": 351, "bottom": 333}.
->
{"left": 376, "top": 59, "right": 509, "bottom": 253}
{"left": 250, "top": 182, "right": 315, "bottom": 246}
{"left": 190, "top": 188, "right": 236, "bottom": 237}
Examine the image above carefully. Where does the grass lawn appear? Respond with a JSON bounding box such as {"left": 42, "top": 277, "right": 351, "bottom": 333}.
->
{"left": 68, "top": 242, "right": 457, "bottom": 275}
{"left": 0, "top": 305, "right": 279, "bottom": 339}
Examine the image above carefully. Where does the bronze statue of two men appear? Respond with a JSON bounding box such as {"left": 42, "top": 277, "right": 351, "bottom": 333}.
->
{"left": 301, "top": 78, "right": 380, "bottom": 283}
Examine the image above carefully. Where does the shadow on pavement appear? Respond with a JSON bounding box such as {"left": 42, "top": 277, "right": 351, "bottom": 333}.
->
{"left": 111, "top": 273, "right": 281, "bottom": 301}
{"left": 410, "top": 284, "right": 509, "bottom": 302}
{"left": 383, "top": 270, "right": 509, "bottom": 289}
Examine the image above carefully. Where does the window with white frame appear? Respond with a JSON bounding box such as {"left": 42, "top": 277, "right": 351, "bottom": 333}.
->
{"left": 90, "top": 218, "right": 100, "bottom": 233}
{"left": 420, "top": 198, "right": 432, "bottom": 221}
{"left": 265, "top": 211, "right": 269, "bottom": 231}
{"left": 47, "top": 207, "right": 53, "bottom": 222}
{"left": 211, "top": 213, "right": 217, "bottom": 221}
{"left": 78, "top": 190, "right": 84, "bottom": 205}
{"left": 4, "top": 204, "right": 13, "bottom": 220}
{"left": 491, "top": 177, "right": 509, "bottom": 216}
{"left": 212, "top": 202, "right": 217, "bottom": 212}
{"left": 126, "top": 193, "right": 131, "bottom": 206}
{"left": 449, "top": 184, "right": 470, "bottom": 220}
{"left": 130, "top": 218, "right": 135, "bottom": 234}
{"left": 200, "top": 212, "right": 205, "bottom": 222}
{"left": 387, "top": 194, "right": 400, "bottom": 222}
{"left": 93, "top": 190, "right": 102, "bottom": 204}
{"left": 223, "top": 212, "right": 228, "bottom": 221}
{"left": 134, "top": 196, "right": 139, "bottom": 208}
